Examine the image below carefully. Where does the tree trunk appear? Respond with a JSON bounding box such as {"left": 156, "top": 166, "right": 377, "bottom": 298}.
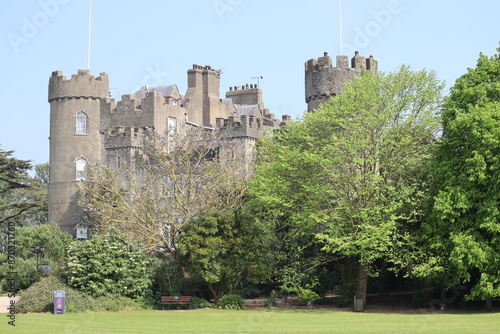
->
{"left": 378, "top": 263, "right": 388, "bottom": 301}
{"left": 207, "top": 282, "right": 225, "bottom": 305}
{"left": 207, "top": 283, "right": 219, "bottom": 304}
{"left": 354, "top": 263, "right": 368, "bottom": 312}
{"left": 486, "top": 298, "right": 492, "bottom": 311}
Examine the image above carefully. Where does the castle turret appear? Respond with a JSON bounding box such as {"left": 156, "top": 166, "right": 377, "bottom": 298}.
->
{"left": 305, "top": 52, "right": 377, "bottom": 112}
{"left": 48, "top": 69, "right": 109, "bottom": 233}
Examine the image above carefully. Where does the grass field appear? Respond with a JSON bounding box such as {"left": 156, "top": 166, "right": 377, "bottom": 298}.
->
{"left": 3, "top": 309, "right": 499, "bottom": 334}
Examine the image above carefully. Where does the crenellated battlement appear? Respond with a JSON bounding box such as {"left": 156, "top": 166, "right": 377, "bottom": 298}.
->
{"left": 116, "top": 94, "right": 141, "bottom": 112}
{"left": 104, "top": 126, "right": 144, "bottom": 150}
{"left": 48, "top": 69, "right": 109, "bottom": 102}
{"left": 305, "top": 51, "right": 377, "bottom": 112}
{"left": 216, "top": 115, "right": 264, "bottom": 139}
{"left": 305, "top": 51, "right": 377, "bottom": 73}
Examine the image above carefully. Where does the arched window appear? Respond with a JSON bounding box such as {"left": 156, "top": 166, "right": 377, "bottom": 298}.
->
{"left": 75, "top": 157, "right": 88, "bottom": 181}
{"left": 76, "top": 111, "right": 88, "bottom": 134}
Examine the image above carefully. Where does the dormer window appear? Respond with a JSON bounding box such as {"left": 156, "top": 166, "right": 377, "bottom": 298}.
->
{"left": 76, "top": 111, "right": 88, "bottom": 134}
{"left": 172, "top": 99, "right": 179, "bottom": 106}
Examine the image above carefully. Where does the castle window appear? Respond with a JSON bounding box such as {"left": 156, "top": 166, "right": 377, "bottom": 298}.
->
{"left": 172, "top": 99, "right": 179, "bottom": 106}
{"left": 75, "top": 157, "right": 88, "bottom": 181}
{"left": 168, "top": 117, "right": 177, "bottom": 135}
{"left": 76, "top": 111, "right": 88, "bottom": 134}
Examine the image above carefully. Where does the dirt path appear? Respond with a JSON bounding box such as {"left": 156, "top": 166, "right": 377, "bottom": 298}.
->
{"left": 0, "top": 296, "right": 19, "bottom": 313}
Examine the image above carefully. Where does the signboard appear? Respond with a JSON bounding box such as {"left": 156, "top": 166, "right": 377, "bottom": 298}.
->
{"left": 53, "top": 290, "right": 66, "bottom": 314}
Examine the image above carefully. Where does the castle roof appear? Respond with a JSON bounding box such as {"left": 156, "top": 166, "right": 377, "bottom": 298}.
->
{"left": 133, "top": 84, "right": 181, "bottom": 100}
{"left": 235, "top": 104, "right": 261, "bottom": 117}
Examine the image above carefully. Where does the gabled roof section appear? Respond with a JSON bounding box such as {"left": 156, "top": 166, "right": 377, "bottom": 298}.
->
{"left": 133, "top": 84, "right": 181, "bottom": 100}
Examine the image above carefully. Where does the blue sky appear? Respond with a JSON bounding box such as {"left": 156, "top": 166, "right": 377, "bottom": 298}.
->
{"left": 1, "top": 0, "right": 499, "bottom": 166}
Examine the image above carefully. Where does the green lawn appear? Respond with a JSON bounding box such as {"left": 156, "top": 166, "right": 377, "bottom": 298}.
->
{"left": 3, "top": 309, "right": 499, "bottom": 334}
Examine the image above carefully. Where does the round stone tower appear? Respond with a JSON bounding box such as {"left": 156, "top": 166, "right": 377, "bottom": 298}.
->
{"left": 305, "top": 51, "right": 377, "bottom": 112}
{"left": 48, "top": 69, "right": 109, "bottom": 233}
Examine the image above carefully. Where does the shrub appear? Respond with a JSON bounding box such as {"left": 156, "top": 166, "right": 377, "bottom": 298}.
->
{"left": 297, "top": 289, "right": 320, "bottom": 306}
{"left": 65, "top": 230, "right": 155, "bottom": 299}
{"left": 135, "top": 291, "right": 157, "bottom": 310}
{"left": 333, "top": 282, "right": 356, "bottom": 308}
{"left": 16, "top": 276, "right": 99, "bottom": 313}
{"left": 15, "top": 223, "right": 74, "bottom": 260}
{"left": 218, "top": 294, "right": 245, "bottom": 310}
{"left": 263, "top": 290, "right": 278, "bottom": 307}
{"left": 0, "top": 258, "right": 42, "bottom": 292}
{"left": 95, "top": 295, "right": 142, "bottom": 312}
{"left": 238, "top": 284, "right": 262, "bottom": 299}
{"left": 17, "top": 276, "right": 145, "bottom": 313}
{"left": 191, "top": 296, "right": 213, "bottom": 309}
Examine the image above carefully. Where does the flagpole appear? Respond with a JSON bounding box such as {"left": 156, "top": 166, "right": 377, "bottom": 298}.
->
{"left": 339, "top": 0, "right": 343, "bottom": 55}
{"left": 87, "top": 0, "right": 92, "bottom": 70}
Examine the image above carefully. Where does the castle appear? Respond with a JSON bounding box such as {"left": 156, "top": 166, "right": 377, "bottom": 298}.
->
{"left": 48, "top": 52, "right": 376, "bottom": 234}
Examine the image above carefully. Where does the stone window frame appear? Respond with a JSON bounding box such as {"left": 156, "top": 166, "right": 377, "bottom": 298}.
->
{"left": 75, "top": 156, "right": 88, "bottom": 181}
{"left": 75, "top": 111, "right": 89, "bottom": 135}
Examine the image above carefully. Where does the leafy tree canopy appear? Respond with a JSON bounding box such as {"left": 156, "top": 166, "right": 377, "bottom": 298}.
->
{"left": 178, "top": 209, "right": 274, "bottom": 304}
{"left": 0, "top": 147, "right": 45, "bottom": 225}
{"left": 0, "top": 223, "right": 73, "bottom": 291}
{"left": 422, "top": 47, "right": 500, "bottom": 300}
{"left": 250, "top": 65, "right": 444, "bottom": 310}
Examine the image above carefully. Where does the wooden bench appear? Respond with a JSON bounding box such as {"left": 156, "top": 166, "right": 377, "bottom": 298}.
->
{"left": 160, "top": 296, "right": 192, "bottom": 310}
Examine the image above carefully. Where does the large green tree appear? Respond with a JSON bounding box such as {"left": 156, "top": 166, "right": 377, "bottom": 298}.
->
{"left": 250, "top": 66, "right": 444, "bottom": 311}
{"left": 421, "top": 47, "right": 500, "bottom": 300}
{"left": 178, "top": 209, "right": 274, "bottom": 304}
{"left": 0, "top": 148, "right": 50, "bottom": 291}
{"left": 0, "top": 223, "right": 74, "bottom": 291}
{"left": 0, "top": 147, "right": 45, "bottom": 225}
